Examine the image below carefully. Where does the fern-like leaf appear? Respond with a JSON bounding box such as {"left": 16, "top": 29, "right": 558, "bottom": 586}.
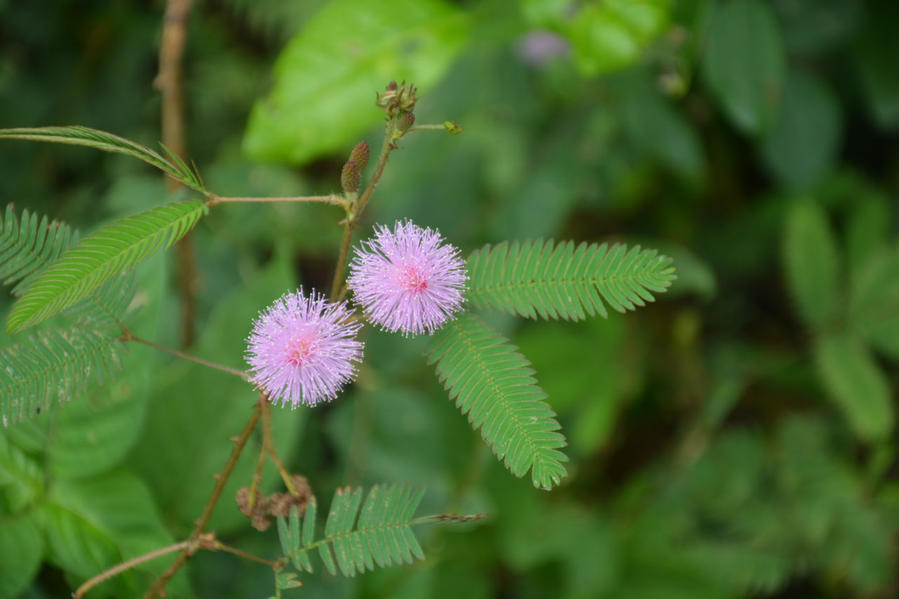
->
{"left": 0, "top": 204, "right": 78, "bottom": 295}
{"left": 278, "top": 485, "right": 427, "bottom": 577}
{"left": 0, "top": 325, "right": 125, "bottom": 427}
{"left": 0, "top": 126, "right": 205, "bottom": 192}
{"left": 427, "top": 314, "right": 568, "bottom": 490}
{"left": 7, "top": 200, "right": 206, "bottom": 333}
{"left": 467, "top": 240, "right": 676, "bottom": 320}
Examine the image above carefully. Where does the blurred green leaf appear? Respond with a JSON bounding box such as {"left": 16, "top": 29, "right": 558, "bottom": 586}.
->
{"left": 782, "top": 200, "right": 840, "bottom": 331}
{"left": 0, "top": 514, "right": 42, "bottom": 599}
{"left": 845, "top": 189, "right": 891, "bottom": 274}
{"left": 619, "top": 70, "right": 704, "bottom": 179}
{"left": 568, "top": 0, "right": 672, "bottom": 76}
{"left": 701, "top": 0, "right": 785, "bottom": 134}
{"left": 761, "top": 70, "right": 841, "bottom": 189}
{"left": 0, "top": 434, "right": 43, "bottom": 513}
{"left": 855, "top": 0, "right": 899, "bottom": 130}
{"left": 517, "top": 317, "right": 636, "bottom": 454}
{"left": 849, "top": 248, "right": 899, "bottom": 360}
{"left": 36, "top": 469, "right": 189, "bottom": 598}
{"left": 243, "top": 0, "right": 468, "bottom": 163}
{"left": 773, "top": 0, "right": 861, "bottom": 55}
{"left": 813, "top": 333, "right": 893, "bottom": 441}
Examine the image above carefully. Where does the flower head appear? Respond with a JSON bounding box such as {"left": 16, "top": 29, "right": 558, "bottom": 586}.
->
{"left": 246, "top": 289, "right": 363, "bottom": 407}
{"left": 348, "top": 220, "right": 467, "bottom": 336}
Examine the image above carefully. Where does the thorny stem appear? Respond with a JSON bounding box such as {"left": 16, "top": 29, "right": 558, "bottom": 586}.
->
{"left": 73, "top": 541, "right": 190, "bottom": 598}
{"left": 261, "top": 397, "right": 297, "bottom": 496}
{"left": 156, "top": 0, "right": 197, "bottom": 347}
{"left": 329, "top": 120, "right": 398, "bottom": 300}
{"left": 119, "top": 325, "right": 249, "bottom": 381}
{"left": 205, "top": 194, "right": 347, "bottom": 209}
{"left": 141, "top": 403, "right": 262, "bottom": 599}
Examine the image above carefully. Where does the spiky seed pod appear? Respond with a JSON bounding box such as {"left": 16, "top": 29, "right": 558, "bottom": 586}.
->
{"left": 341, "top": 160, "right": 361, "bottom": 193}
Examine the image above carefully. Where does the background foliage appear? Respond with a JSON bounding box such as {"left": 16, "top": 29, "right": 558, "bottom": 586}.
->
{"left": 1, "top": 0, "right": 898, "bottom": 597}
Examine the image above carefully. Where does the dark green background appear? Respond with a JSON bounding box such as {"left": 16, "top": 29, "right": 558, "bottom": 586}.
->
{"left": 1, "top": 0, "right": 898, "bottom": 598}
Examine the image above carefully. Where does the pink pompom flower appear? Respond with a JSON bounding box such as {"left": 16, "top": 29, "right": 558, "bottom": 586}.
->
{"left": 246, "top": 289, "right": 363, "bottom": 407}
{"left": 348, "top": 220, "right": 467, "bottom": 336}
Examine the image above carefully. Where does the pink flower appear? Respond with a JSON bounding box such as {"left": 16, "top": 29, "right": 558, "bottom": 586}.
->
{"left": 246, "top": 289, "right": 363, "bottom": 407}
{"left": 348, "top": 220, "right": 467, "bottom": 336}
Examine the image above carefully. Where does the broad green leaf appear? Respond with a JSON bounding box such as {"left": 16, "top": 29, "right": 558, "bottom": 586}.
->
{"left": 761, "top": 70, "right": 841, "bottom": 189}
{"left": 129, "top": 252, "right": 303, "bottom": 534}
{"left": 568, "top": 0, "right": 673, "bottom": 76}
{"left": 0, "top": 204, "right": 78, "bottom": 296}
{"left": 7, "top": 200, "right": 206, "bottom": 333}
{"left": 243, "top": 0, "right": 468, "bottom": 164}
{"left": 0, "top": 434, "right": 43, "bottom": 512}
{"left": 36, "top": 470, "right": 189, "bottom": 598}
{"left": 0, "top": 514, "right": 42, "bottom": 599}
{"left": 467, "top": 240, "right": 676, "bottom": 321}
{"left": 702, "top": 0, "right": 786, "bottom": 134}
{"left": 1, "top": 325, "right": 126, "bottom": 427}
{"left": 0, "top": 126, "right": 205, "bottom": 191}
{"left": 782, "top": 200, "right": 839, "bottom": 331}
{"left": 849, "top": 248, "right": 899, "bottom": 360}
{"left": 427, "top": 314, "right": 568, "bottom": 490}
{"left": 814, "top": 334, "right": 893, "bottom": 441}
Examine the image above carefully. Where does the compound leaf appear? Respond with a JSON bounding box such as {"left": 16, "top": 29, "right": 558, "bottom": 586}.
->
{"left": 427, "top": 314, "right": 568, "bottom": 490}
{"left": 467, "top": 240, "right": 675, "bottom": 321}
{"left": 7, "top": 200, "right": 206, "bottom": 333}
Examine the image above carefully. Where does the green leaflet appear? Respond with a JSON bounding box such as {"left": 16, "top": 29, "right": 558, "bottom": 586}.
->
{"left": 0, "top": 126, "right": 205, "bottom": 192}
{"left": 466, "top": 240, "right": 676, "bottom": 321}
{"left": 0, "top": 325, "right": 126, "bottom": 427}
{"left": 7, "top": 200, "right": 206, "bottom": 333}
{"left": 0, "top": 204, "right": 78, "bottom": 295}
{"left": 277, "top": 485, "right": 427, "bottom": 577}
{"left": 813, "top": 333, "right": 894, "bottom": 442}
{"left": 427, "top": 314, "right": 568, "bottom": 490}
{"left": 782, "top": 200, "right": 839, "bottom": 331}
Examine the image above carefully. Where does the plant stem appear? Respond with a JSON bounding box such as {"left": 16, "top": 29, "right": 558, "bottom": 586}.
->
{"left": 261, "top": 398, "right": 297, "bottom": 496}
{"left": 211, "top": 540, "right": 278, "bottom": 567}
{"left": 328, "top": 121, "right": 397, "bottom": 300}
{"left": 156, "top": 0, "right": 197, "bottom": 347}
{"left": 407, "top": 124, "right": 446, "bottom": 132}
{"left": 141, "top": 403, "right": 262, "bottom": 599}
{"left": 119, "top": 325, "right": 249, "bottom": 380}
{"left": 329, "top": 222, "right": 354, "bottom": 300}
{"left": 206, "top": 194, "right": 347, "bottom": 208}
{"left": 73, "top": 541, "right": 190, "bottom": 598}
{"left": 248, "top": 437, "right": 266, "bottom": 509}
{"left": 76, "top": 535, "right": 279, "bottom": 598}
